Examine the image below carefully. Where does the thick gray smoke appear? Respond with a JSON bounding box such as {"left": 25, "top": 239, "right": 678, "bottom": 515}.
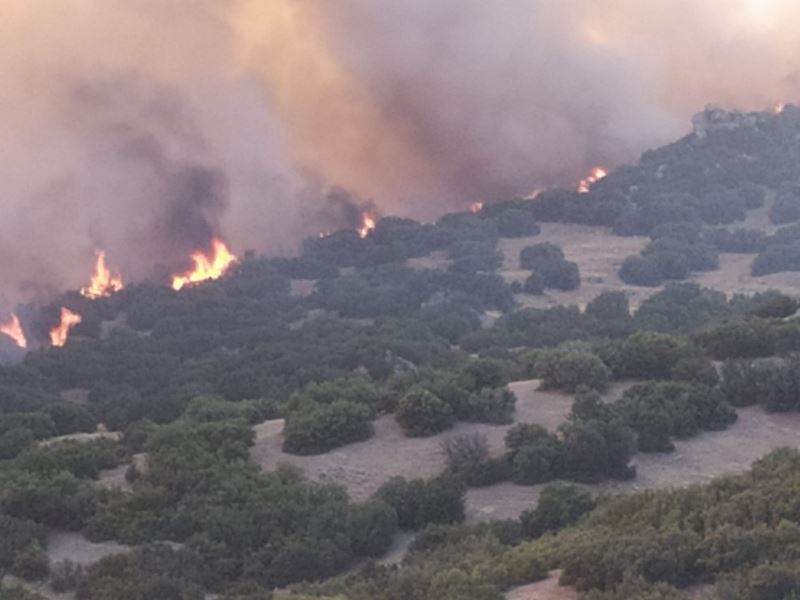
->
{"left": 2, "top": 0, "right": 800, "bottom": 306}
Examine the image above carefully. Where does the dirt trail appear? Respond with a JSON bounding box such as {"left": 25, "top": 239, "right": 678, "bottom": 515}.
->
{"left": 505, "top": 571, "right": 577, "bottom": 600}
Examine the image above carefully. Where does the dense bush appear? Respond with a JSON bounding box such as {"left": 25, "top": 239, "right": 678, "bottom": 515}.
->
{"left": 520, "top": 482, "right": 596, "bottom": 538}
{"left": 703, "top": 227, "right": 765, "bottom": 253}
{"left": 770, "top": 183, "right": 800, "bottom": 224}
{"left": 283, "top": 400, "right": 374, "bottom": 455}
{"left": 493, "top": 209, "right": 541, "bottom": 238}
{"left": 530, "top": 346, "right": 611, "bottom": 393}
{"left": 606, "top": 331, "right": 690, "bottom": 379}
{"left": 504, "top": 423, "right": 562, "bottom": 485}
{"left": 442, "top": 433, "right": 509, "bottom": 487}
{"left": 619, "top": 255, "right": 663, "bottom": 286}
{"left": 614, "top": 382, "right": 737, "bottom": 452}
{"left": 395, "top": 389, "right": 454, "bottom": 437}
{"left": 519, "top": 243, "right": 580, "bottom": 291}
{"left": 376, "top": 475, "right": 466, "bottom": 530}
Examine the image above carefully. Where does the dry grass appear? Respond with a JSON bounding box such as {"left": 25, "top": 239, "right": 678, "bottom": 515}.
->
{"left": 498, "top": 223, "right": 651, "bottom": 310}
{"left": 250, "top": 381, "right": 632, "bottom": 508}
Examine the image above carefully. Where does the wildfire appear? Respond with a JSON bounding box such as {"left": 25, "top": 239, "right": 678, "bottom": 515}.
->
{"left": 470, "top": 201, "right": 483, "bottom": 214}
{"left": 49, "top": 307, "right": 82, "bottom": 347}
{"left": 357, "top": 212, "right": 376, "bottom": 238}
{"left": 171, "top": 237, "right": 238, "bottom": 291}
{"left": 577, "top": 166, "right": 608, "bottom": 193}
{"left": 774, "top": 102, "right": 786, "bottom": 114}
{"left": 80, "top": 250, "right": 123, "bottom": 299}
{"left": 0, "top": 314, "right": 26, "bottom": 349}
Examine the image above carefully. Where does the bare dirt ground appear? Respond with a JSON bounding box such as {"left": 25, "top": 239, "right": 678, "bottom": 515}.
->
{"left": 250, "top": 379, "right": 596, "bottom": 501}
{"left": 1, "top": 575, "right": 73, "bottom": 600}
{"left": 290, "top": 279, "right": 316, "bottom": 297}
{"left": 407, "top": 250, "right": 450, "bottom": 271}
{"left": 40, "top": 430, "right": 120, "bottom": 447}
{"left": 505, "top": 571, "right": 577, "bottom": 600}
{"left": 467, "top": 405, "right": 800, "bottom": 522}
{"left": 498, "top": 223, "right": 652, "bottom": 310}
{"left": 692, "top": 252, "right": 800, "bottom": 298}
{"left": 251, "top": 381, "right": 633, "bottom": 505}
{"left": 46, "top": 531, "right": 130, "bottom": 566}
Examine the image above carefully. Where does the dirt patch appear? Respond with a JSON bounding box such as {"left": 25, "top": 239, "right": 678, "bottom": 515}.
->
{"left": 467, "top": 405, "right": 800, "bottom": 522}
{"left": 2, "top": 575, "right": 72, "bottom": 600}
{"left": 505, "top": 571, "right": 577, "bottom": 600}
{"left": 251, "top": 381, "right": 634, "bottom": 504}
{"left": 601, "top": 405, "right": 800, "bottom": 493}
{"left": 290, "top": 279, "right": 317, "bottom": 297}
{"left": 46, "top": 531, "right": 130, "bottom": 566}
{"left": 498, "top": 223, "right": 652, "bottom": 310}
{"left": 40, "top": 430, "right": 120, "bottom": 447}
{"left": 97, "top": 453, "right": 147, "bottom": 492}
{"left": 407, "top": 251, "right": 450, "bottom": 271}
{"left": 251, "top": 380, "right": 580, "bottom": 501}
{"left": 59, "top": 389, "right": 90, "bottom": 404}
{"left": 692, "top": 253, "right": 800, "bottom": 298}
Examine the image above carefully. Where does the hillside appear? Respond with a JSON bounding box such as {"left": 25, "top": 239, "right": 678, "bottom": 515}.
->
{"left": 4, "top": 106, "right": 800, "bottom": 599}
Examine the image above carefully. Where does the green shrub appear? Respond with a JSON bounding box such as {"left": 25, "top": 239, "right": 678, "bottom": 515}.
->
{"left": 283, "top": 400, "right": 374, "bottom": 454}
{"left": 395, "top": 390, "right": 454, "bottom": 437}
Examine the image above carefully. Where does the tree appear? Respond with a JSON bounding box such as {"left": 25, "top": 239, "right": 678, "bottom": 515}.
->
{"left": 442, "top": 433, "right": 509, "bottom": 486}
{"left": 375, "top": 475, "right": 465, "bottom": 530}
{"left": 520, "top": 482, "right": 596, "bottom": 537}
{"left": 620, "top": 255, "right": 663, "bottom": 286}
{"left": 586, "top": 291, "right": 630, "bottom": 321}
{"left": 504, "top": 423, "right": 561, "bottom": 484}
{"left": 535, "top": 348, "right": 611, "bottom": 393}
{"left": 395, "top": 389, "right": 454, "bottom": 437}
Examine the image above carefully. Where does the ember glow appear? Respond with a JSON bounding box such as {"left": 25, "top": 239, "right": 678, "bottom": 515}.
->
{"left": 357, "top": 212, "right": 377, "bottom": 238}
{"left": 470, "top": 201, "right": 484, "bottom": 213}
{"left": 171, "top": 238, "right": 238, "bottom": 291}
{"left": 49, "top": 307, "right": 82, "bottom": 347}
{"left": 577, "top": 166, "right": 608, "bottom": 193}
{"left": 0, "top": 314, "right": 27, "bottom": 349}
{"left": 80, "top": 250, "right": 123, "bottom": 299}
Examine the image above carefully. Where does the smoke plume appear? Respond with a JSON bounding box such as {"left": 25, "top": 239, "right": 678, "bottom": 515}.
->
{"left": 2, "top": 0, "right": 800, "bottom": 304}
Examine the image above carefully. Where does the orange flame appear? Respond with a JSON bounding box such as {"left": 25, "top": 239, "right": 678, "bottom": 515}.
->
{"left": 470, "top": 201, "right": 483, "bottom": 214}
{"left": 80, "top": 250, "right": 123, "bottom": 299}
{"left": 357, "top": 212, "right": 376, "bottom": 238}
{"left": 49, "top": 307, "right": 82, "bottom": 347}
{"left": 0, "top": 313, "right": 27, "bottom": 349}
{"left": 577, "top": 166, "right": 608, "bottom": 193}
{"left": 171, "top": 237, "right": 238, "bottom": 291}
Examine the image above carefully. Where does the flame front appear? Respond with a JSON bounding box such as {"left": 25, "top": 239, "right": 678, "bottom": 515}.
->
{"left": 774, "top": 102, "right": 786, "bottom": 114}
{"left": 357, "top": 212, "right": 376, "bottom": 238}
{"left": 80, "top": 250, "right": 123, "bottom": 299}
{"left": 49, "top": 307, "right": 82, "bottom": 347}
{"left": 171, "top": 238, "right": 238, "bottom": 291}
{"left": 0, "top": 314, "right": 26, "bottom": 349}
{"left": 577, "top": 166, "right": 608, "bottom": 193}
{"left": 470, "top": 201, "right": 483, "bottom": 213}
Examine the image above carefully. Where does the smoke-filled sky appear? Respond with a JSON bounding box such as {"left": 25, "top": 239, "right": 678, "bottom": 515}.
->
{"left": 1, "top": 0, "right": 799, "bottom": 304}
